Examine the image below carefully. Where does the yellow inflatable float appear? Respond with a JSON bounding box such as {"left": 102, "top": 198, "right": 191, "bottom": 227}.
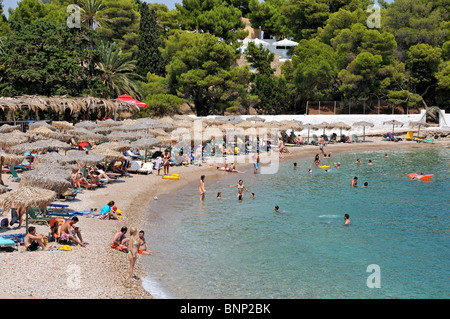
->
{"left": 163, "top": 174, "right": 179, "bottom": 180}
{"left": 319, "top": 165, "right": 330, "bottom": 169}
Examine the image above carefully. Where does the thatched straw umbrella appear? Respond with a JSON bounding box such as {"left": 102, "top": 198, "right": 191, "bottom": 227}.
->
{"left": 409, "top": 121, "right": 432, "bottom": 138}
{"left": 99, "top": 119, "right": 122, "bottom": 128}
{"left": 10, "top": 139, "right": 72, "bottom": 154}
{"left": 302, "top": 124, "right": 319, "bottom": 144}
{"left": 352, "top": 121, "right": 374, "bottom": 141}
{"left": 20, "top": 169, "right": 72, "bottom": 195}
{"left": 107, "top": 131, "right": 138, "bottom": 141}
{"left": 52, "top": 121, "right": 74, "bottom": 132}
{"left": 0, "top": 124, "right": 21, "bottom": 133}
{"left": 66, "top": 150, "right": 106, "bottom": 166}
{"left": 0, "top": 186, "right": 56, "bottom": 232}
{"left": 0, "top": 152, "right": 25, "bottom": 185}
{"left": 383, "top": 120, "right": 404, "bottom": 136}
{"left": 130, "top": 137, "right": 161, "bottom": 162}
{"left": 27, "top": 126, "right": 58, "bottom": 138}
{"left": 329, "top": 121, "right": 352, "bottom": 140}
{"left": 74, "top": 121, "right": 98, "bottom": 129}
{"left": 92, "top": 141, "right": 130, "bottom": 153}
{"left": 28, "top": 121, "right": 57, "bottom": 132}
{"left": 317, "top": 122, "right": 330, "bottom": 136}
{"left": 0, "top": 134, "right": 29, "bottom": 149}
{"left": 34, "top": 152, "right": 74, "bottom": 165}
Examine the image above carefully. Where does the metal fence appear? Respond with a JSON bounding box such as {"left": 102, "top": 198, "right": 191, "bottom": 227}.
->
{"left": 306, "top": 101, "right": 421, "bottom": 115}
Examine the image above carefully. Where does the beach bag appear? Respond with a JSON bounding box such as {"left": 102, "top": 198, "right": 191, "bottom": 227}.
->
{"left": 1, "top": 218, "right": 9, "bottom": 227}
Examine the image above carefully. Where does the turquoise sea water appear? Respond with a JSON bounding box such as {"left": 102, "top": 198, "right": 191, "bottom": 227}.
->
{"left": 142, "top": 147, "right": 450, "bottom": 299}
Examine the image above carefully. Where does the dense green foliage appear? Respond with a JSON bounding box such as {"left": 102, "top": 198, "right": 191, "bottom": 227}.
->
{"left": 0, "top": 0, "right": 448, "bottom": 117}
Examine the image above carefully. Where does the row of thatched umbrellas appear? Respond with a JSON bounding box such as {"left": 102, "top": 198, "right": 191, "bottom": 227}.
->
{"left": 0, "top": 116, "right": 433, "bottom": 232}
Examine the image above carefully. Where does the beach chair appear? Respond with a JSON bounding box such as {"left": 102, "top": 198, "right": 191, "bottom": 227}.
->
{"left": 8, "top": 165, "right": 21, "bottom": 182}
{"left": 311, "top": 134, "right": 319, "bottom": 145}
{"left": 137, "top": 162, "right": 153, "bottom": 175}
{"left": 79, "top": 180, "right": 97, "bottom": 190}
{"left": 351, "top": 134, "right": 362, "bottom": 143}
{"left": 323, "top": 134, "right": 335, "bottom": 144}
{"left": 28, "top": 208, "right": 51, "bottom": 225}
{"left": 127, "top": 160, "right": 142, "bottom": 173}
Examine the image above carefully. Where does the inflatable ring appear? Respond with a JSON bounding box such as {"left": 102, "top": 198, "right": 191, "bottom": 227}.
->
{"left": 319, "top": 165, "right": 330, "bottom": 169}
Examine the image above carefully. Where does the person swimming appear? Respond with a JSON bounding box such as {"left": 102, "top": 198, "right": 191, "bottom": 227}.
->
{"left": 351, "top": 176, "right": 358, "bottom": 187}
{"left": 274, "top": 206, "right": 280, "bottom": 212}
{"left": 355, "top": 159, "right": 362, "bottom": 164}
{"left": 368, "top": 160, "right": 373, "bottom": 166}
{"left": 344, "top": 214, "right": 350, "bottom": 225}
{"left": 217, "top": 192, "right": 222, "bottom": 199}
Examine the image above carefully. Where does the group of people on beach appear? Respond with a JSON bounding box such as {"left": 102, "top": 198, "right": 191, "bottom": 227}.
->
{"left": 111, "top": 227, "right": 153, "bottom": 281}
{"left": 23, "top": 215, "right": 88, "bottom": 251}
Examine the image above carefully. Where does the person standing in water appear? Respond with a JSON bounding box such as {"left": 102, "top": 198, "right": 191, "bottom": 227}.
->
{"left": 344, "top": 214, "right": 350, "bottom": 225}
{"left": 351, "top": 176, "right": 358, "bottom": 187}
{"left": 199, "top": 175, "right": 206, "bottom": 201}
{"left": 229, "top": 180, "right": 254, "bottom": 200}
{"left": 253, "top": 150, "right": 260, "bottom": 174}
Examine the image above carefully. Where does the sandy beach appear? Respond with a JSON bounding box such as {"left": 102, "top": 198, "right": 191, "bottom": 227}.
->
{"left": 0, "top": 132, "right": 448, "bottom": 299}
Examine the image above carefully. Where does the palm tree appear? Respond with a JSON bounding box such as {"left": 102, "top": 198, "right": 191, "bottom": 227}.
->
{"left": 96, "top": 41, "right": 144, "bottom": 99}
{"left": 80, "top": 0, "right": 107, "bottom": 30}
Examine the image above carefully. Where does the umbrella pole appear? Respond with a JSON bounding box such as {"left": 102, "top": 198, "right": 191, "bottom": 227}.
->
{"left": 0, "top": 158, "right": 3, "bottom": 185}
{"left": 26, "top": 210, "right": 29, "bottom": 234}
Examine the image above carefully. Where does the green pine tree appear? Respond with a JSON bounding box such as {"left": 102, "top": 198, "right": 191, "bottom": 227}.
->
{"left": 136, "top": 2, "right": 164, "bottom": 77}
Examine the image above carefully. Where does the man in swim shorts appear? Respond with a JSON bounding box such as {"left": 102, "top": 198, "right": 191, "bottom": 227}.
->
{"left": 253, "top": 150, "right": 260, "bottom": 174}
{"left": 111, "top": 226, "right": 128, "bottom": 252}
{"left": 24, "top": 226, "right": 52, "bottom": 251}
{"left": 60, "top": 217, "right": 87, "bottom": 247}
{"left": 137, "top": 230, "right": 154, "bottom": 255}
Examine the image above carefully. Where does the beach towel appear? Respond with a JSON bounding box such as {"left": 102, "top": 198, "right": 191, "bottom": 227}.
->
{"left": 10, "top": 208, "right": 19, "bottom": 226}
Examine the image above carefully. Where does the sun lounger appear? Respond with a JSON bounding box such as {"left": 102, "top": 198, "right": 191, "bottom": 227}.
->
{"left": 137, "top": 162, "right": 153, "bottom": 175}
{"left": 351, "top": 134, "right": 362, "bottom": 143}
{"left": 127, "top": 160, "right": 142, "bottom": 173}
{"left": 8, "top": 165, "right": 21, "bottom": 182}
{"left": 28, "top": 208, "right": 50, "bottom": 225}
{"left": 79, "top": 181, "right": 97, "bottom": 190}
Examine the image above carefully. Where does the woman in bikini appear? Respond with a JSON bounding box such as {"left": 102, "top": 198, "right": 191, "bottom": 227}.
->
{"left": 229, "top": 180, "right": 254, "bottom": 200}
{"left": 163, "top": 149, "right": 171, "bottom": 175}
{"left": 199, "top": 175, "right": 206, "bottom": 201}
{"left": 128, "top": 227, "right": 139, "bottom": 280}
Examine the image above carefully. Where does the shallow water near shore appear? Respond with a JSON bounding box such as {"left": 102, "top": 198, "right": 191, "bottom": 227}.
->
{"left": 142, "top": 147, "right": 450, "bottom": 299}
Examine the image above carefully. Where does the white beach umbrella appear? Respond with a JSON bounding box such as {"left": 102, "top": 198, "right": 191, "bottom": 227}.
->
{"left": 272, "top": 38, "right": 298, "bottom": 48}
